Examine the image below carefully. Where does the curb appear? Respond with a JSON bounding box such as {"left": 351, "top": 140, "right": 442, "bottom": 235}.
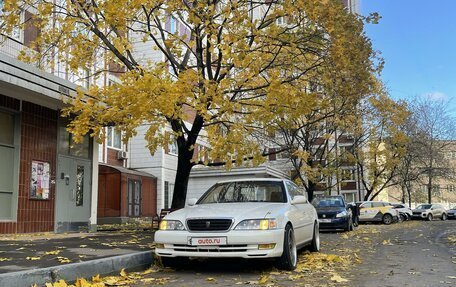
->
{"left": 0, "top": 251, "right": 154, "bottom": 287}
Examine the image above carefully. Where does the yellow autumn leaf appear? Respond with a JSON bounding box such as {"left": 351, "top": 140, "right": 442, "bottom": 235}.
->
{"left": 0, "top": 258, "right": 12, "bottom": 262}
{"left": 26, "top": 256, "right": 41, "bottom": 261}
{"left": 258, "top": 275, "right": 270, "bottom": 285}
{"left": 119, "top": 268, "right": 127, "bottom": 277}
{"left": 330, "top": 274, "right": 349, "bottom": 283}
{"left": 206, "top": 277, "right": 216, "bottom": 282}
{"left": 45, "top": 250, "right": 61, "bottom": 255}
{"left": 56, "top": 256, "right": 71, "bottom": 263}
{"left": 92, "top": 274, "right": 102, "bottom": 282}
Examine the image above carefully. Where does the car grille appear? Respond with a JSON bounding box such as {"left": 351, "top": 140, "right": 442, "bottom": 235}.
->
{"left": 318, "top": 213, "right": 337, "bottom": 219}
{"left": 187, "top": 219, "right": 233, "bottom": 231}
{"left": 413, "top": 212, "right": 422, "bottom": 215}
{"left": 171, "top": 244, "right": 248, "bottom": 252}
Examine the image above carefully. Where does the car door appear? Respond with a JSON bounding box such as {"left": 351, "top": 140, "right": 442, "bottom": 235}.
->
{"left": 433, "top": 205, "right": 442, "bottom": 217}
{"left": 359, "top": 202, "right": 374, "bottom": 220}
{"left": 285, "top": 181, "right": 313, "bottom": 244}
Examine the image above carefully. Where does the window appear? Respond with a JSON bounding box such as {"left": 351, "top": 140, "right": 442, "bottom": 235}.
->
{"left": 58, "top": 125, "right": 90, "bottom": 158}
{"left": 169, "top": 16, "right": 178, "bottom": 34}
{"left": 341, "top": 169, "right": 355, "bottom": 181}
{"left": 286, "top": 181, "right": 301, "bottom": 198}
{"left": 164, "top": 181, "right": 174, "bottom": 208}
{"left": 75, "top": 165, "right": 84, "bottom": 206}
{"left": 372, "top": 202, "right": 384, "bottom": 208}
{"left": 0, "top": 110, "right": 18, "bottom": 220}
{"left": 107, "top": 127, "right": 122, "bottom": 149}
{"left": 168, "top": 139, "right": 178, "bottom": 155}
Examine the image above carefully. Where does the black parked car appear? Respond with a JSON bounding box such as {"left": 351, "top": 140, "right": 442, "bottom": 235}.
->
{"left": 312, "top": 196, "right": 354, "bottom": 231}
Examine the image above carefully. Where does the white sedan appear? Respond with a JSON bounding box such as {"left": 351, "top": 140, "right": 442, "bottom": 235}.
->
{"left": 155, "top": 178, "right": 320, "bottom": 270}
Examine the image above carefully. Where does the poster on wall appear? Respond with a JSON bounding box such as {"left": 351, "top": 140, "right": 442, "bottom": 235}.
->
{"left": 30, "top": 160, "right": 50, "bottom": 200}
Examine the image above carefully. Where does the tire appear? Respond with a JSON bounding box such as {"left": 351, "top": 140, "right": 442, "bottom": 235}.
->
{"left": 441, "top": 213, "right": 447, "bottom": 221}
{"left": 382, "top": 214, "right": 393, "bottom": 225}
{"left": 427, "top": 213, "right": 433, "bottom": 221}
{"left": 309, "top": 222, "right": 321, "bottom": 252}
{"left": 277, "top": 224, "right": 298, "bottom": 271}
{"left": 399, "top": 213, "right": 407, "bottom": 222}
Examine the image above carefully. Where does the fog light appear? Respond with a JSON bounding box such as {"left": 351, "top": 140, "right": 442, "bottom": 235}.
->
{"left": 258, "top": 243, "right": 276, "bottom": 250}
{"left": 156, "top": 243, "right": 165, "bottom": 249}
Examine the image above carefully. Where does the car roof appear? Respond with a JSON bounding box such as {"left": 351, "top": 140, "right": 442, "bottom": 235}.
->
{"left": 214, "top": 178, "right": 287, "bottom": 184}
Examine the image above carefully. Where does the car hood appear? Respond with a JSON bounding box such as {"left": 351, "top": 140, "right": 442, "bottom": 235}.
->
{"left": 165, "top": 202, "right": 288, "bottom": 223}
{"left": 315, "top": 207, "right": 345, "bottom": 213}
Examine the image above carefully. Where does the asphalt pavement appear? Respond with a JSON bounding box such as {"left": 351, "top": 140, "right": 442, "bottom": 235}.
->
{"left": 0, "top": 230, "right": 155, "bottom": 287}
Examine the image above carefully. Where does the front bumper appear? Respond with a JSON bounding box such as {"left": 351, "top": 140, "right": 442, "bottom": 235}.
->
{"left": 447, "top": 212, "right": 456, "bottom": 219}
{"left": 412, "top": 212, "right": 428, "bottom": 219}
{"left": 155, "top": 229, "right": 284, "bottom": 259}
{"left": 318, "top": 217, "right": 349, "bottom": 230}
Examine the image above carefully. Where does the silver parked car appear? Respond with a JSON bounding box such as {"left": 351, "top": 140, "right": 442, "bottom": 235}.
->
{"left": 155, "top": 179, "right": 320, "bottom": 270}
{"left": 412, "top": 204, "right": 447, "bottom": 221}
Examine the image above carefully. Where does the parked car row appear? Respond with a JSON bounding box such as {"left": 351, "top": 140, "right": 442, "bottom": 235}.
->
{"left": 154, "top": 178, "right": 456, "bottom": 271}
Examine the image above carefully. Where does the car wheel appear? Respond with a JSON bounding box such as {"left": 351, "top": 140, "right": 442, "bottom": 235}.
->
{"left": 382, "top": 214, "right": 393, "bottom": 225}
{"left": 441, "top": 213, "right": 447, "bottom": 221}
{"left": 160, "top": 257, "right": 188, "bottom": 269}
{"left": 277, "top": 224, "right": 298, "bottom": 271}
{"left": 427, "top": 213, "right": 433, "bottom": 221}
{"left": 309, "top": 222, "right": 321, "bottom": 252}
{"left": 399, "top": 213, "right": 407, "bottom": 222}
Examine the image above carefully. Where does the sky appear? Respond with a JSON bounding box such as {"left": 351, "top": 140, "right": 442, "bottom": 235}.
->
{"left": 361, "top": 0, "right": 456, "bottom": 113}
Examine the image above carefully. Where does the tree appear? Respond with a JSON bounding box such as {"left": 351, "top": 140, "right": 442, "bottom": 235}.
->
{"left": 351, "top": 93, "right": 409, "bottom": 201}
{"left": 2, "top": 0, "right": 380, "bottom": 208}
{"left": 393, "top": 115, "right": 425, "bottom": 207}
{"left": 409, "top": 98, "right": 456, "bottom": 204}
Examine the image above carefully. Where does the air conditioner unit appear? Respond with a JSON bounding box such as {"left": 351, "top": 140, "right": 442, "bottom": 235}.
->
{"left": 117, "top": 150, "right": 128, "bottom": 160}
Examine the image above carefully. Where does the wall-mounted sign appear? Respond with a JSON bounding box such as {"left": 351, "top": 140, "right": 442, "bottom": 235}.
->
{"left": 30, "top": 160, "right": 50, "bottom": 200}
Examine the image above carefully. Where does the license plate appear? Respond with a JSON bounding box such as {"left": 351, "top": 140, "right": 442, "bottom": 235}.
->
{"left": 319, "top": 219, "right": 331, "bottom": 223}
{"left": 189, "top": 237, "right": 227, "bottom": 246}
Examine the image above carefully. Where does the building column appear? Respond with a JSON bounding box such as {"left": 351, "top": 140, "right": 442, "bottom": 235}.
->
{"left": 89, "top": 140, "right": 99, "bottom": 232}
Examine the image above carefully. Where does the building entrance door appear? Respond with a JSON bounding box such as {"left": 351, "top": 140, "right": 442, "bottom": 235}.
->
{"left": 127, "top": 179, "right": 141, "bottom": 217}
{"left": 55, "top": 156, "right": 91, "bottom": 232}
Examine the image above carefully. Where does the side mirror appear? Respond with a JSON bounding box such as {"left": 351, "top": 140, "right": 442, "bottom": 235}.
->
{"left": 291, "top": 195, "right": 307, "bottom": 205}
{"left": 187, "top": 198, "right": 198, "bottom": 206}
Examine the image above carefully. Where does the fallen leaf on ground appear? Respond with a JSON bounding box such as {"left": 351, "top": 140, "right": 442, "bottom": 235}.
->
{"left": 56, "top": 256, "right": 71, "bottom": 263}
{"left": 45, "top": 250, "right": 61, "bottom": 255}
{"left": 330, "top": 274, "right": 349, "bottom": 283}
{"left": 26, "top": 256, "right": 41, "bottom": 260}
{"left": 0, "top": 258, "right": 12, "bottom": 262}
{"left": 258, "top": 275, "right": 270, "bottom": 284}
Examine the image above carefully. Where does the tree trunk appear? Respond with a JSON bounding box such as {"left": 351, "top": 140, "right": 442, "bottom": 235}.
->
{"left": 427, "top": 176, "right": 432, "bottom": 204}
{"left": 307, "top": 181, "right": 316, "bottom": 202}
{"left": 170, "top": 147, "right": 194, "bottom": 209}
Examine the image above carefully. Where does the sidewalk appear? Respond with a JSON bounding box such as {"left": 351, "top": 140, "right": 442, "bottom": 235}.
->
{"left": 0, "top": 229, "right": 156, "bottom": 286}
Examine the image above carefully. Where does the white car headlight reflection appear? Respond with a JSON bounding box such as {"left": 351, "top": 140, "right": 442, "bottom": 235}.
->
{"left": 234, "top": 219, "right": 278, "bottom": 230}
{"left": 159, "top": 220, "right": 186, "bottom": 231}
{"left": 336, "top": 210, "right": 348, "bottom": 218}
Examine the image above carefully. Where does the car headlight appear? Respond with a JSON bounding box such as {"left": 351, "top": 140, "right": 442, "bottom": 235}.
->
{"left": 159, "top": 220, "right": 185, "bottom": 231}
{"left": 235, "top": 219, "right": 278, "bottom": 230}
{"left": 336, "top": 210, "right": 348, "bottom": 218}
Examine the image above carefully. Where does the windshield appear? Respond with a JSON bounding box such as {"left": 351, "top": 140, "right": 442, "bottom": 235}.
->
{"left": 198, "top": 181, "right": 286, "bottom": 204}
{"left": 416, "top": 204, "right": 432, "bottom": 209}
{"left": 312, "top": 198, "right": 344, "bottom": 208}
